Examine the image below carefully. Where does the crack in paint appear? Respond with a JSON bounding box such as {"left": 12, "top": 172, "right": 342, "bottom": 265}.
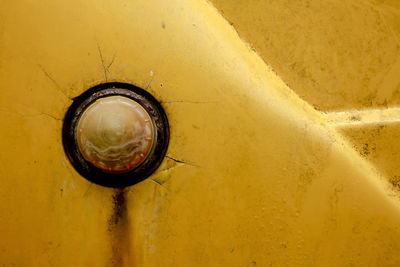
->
{"left": 0, "top": 108, "right": 62, "bottom": 121}
{"left": 160, "top": 100, "right": 218, "bottom": 104}
{"left": 37, "top": 64, "right": 71, "bottom": 100}
{"left": 97, "top": 43, "right": 116, "bottom": 82}
{"left": 165, "top": 155, "right": 199, "bottom": 167}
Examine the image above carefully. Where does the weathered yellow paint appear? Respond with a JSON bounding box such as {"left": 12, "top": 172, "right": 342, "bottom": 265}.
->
{"left": 207, "top": 1, "right": 400, "bottom": 190}
{"left": 326, "top": 108, "right": 400, "bottom": 194}
{"left": 210, "top": 0, "right": 400, "bottom": 112}
{"left": 1, "top": 0, "right": 400, "bottom": 266}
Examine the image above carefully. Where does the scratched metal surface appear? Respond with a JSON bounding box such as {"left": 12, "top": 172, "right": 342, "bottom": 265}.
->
{"left": 1, "top": 0, "right": 400, "bottom": 266}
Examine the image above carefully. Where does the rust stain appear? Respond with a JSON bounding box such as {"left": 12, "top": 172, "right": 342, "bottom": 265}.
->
{"left": 108, "top": 188, "right": 132, "bottom": 267}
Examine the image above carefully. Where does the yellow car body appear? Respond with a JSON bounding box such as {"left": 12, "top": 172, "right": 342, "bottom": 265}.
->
{"left": 1, "top": 0, "right": 400, "bottom": 266}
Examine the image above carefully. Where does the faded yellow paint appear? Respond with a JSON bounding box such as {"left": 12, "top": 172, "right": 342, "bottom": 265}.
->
{"left": 210, "top": 0, "right": 400, "bottom": 112}
{"left": 1, "top": 0, "right": 400, "bottom": 267}
{"left": 209, "top": 0, "right": 400, "bottom": 238}
{"left": 326, "top": 108, "right": 400, "bottom": 195}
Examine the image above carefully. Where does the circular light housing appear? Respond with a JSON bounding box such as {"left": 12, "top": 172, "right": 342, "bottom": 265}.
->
{"left": 62, "top": 83, "right": 169, "bottom": 187}
{"left": 76, "top": 96, "right": 155, "bottom": 174}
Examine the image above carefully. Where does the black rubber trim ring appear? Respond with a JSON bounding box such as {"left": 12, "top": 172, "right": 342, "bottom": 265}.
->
{"left": 62, "top": 82, "right": 169, "bottom": 188}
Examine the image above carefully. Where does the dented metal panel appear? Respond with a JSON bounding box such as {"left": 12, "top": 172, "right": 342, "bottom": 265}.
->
{"left": 0, "top": 0, "right": 400, "bottom": 266}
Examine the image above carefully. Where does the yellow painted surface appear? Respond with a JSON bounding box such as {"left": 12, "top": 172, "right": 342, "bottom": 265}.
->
{"left": 210, "top": 0, "right": 400, "bottom": 112}
{"left": 1, "top": 0, "right": 400, "bottom": 266}
{"left": 327, "top": 108, "right": 400, "bottom": 194}
{"left": 209, "top": 0, "right": 400, "bottom": 235}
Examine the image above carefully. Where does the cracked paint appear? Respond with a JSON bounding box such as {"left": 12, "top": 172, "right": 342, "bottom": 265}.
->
{"left": 37, "top": 64, "right": 71, "bottom": 100}
{"left": 2, "top": 0, "right": 400, "bottom": 266}
{"left": 96, "top": 43, "right": 117, "bottom": 83}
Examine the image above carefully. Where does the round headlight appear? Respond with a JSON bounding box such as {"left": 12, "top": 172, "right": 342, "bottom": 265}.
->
{"left": 62, "top": 83, "right": 169, "bottom": 187}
